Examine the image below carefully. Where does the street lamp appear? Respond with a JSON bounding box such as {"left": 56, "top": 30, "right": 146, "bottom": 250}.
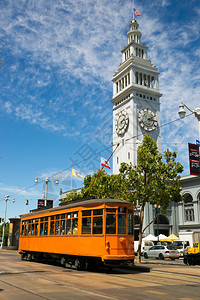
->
{"left": 154, "top": 204, "right": 160, "bottom": 243}
{"left": 34, "top": 177, "right": 59, "bottom": 206}
{"left": 178, "top": 102, "right": 200, "bottom": 140}
{"left": 1, "top": 195, "right": 15, "bottom": 249}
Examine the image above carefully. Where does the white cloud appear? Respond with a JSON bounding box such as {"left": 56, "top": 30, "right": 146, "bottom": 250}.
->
{"left": 0, "top": 0, "right": 199, "bottom": 174}
{"left": 0, "top": 182, "right": 41, "bottom": 198}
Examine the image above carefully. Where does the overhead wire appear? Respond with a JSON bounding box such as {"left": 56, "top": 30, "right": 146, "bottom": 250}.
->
{"left": 7, "top": 111, "right": 194, "bottom": 199}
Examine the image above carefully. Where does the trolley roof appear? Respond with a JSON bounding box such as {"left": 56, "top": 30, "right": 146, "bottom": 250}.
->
{"left": 20, "top": 198, "right": 133, "bottom": 218}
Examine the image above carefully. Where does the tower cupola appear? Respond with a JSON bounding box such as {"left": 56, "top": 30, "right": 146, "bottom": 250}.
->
{"left": 127, "top": 18, "right": 142, "bottom": 44}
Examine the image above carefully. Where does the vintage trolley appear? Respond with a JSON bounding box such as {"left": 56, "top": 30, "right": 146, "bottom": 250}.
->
{"left": 19, "top": 198, "right": 135, "bottom": 269}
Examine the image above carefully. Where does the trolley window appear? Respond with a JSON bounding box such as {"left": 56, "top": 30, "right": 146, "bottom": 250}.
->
{"left": 82, "top": 217, "right": 91, "bottom": 234}
{"left": 118, "top": 207, "right": 127, "bottom": 234}
{"left": 93, "top": 209, "right": 103, "bottom": 215}
{"left": 82, "top": 210, "right": 91, "bottom": 216}
{"left": 50, "top": 218, "right": 55, "bottom": 235}
{"left": 40, "top": 217, "right": 48, "bottom": 236}
{"left": 128, "top": 214, "right": 133, "bottom": 235}
{"left": 27, "top": 222, "right": 31, "bottom": 236}
{"left": 72, "top": 211, "right": 78, "bottom": 235}
{"left": 106, "top": 208, "right": 116, "bottom": 213}
{"left": 118, "top": 207, "right": 127, "bottom": 213}
{"left": 93, "top": 209, "right": 103, "bottom": 234}
{"left": 24, "top": 222, "right": 28, "bottom": 236}
{"left": 66, "top": 218, "right": 71, "bottom": 235}
{"left": 106, "top": 214, "right": 116, "bottom": 234}
{"left": 60, "top": 219, "right": 65, "bottom": 235}
{"left": 118, "top": 214, "right": 126, "bottom": 234}
{"left": 93, "top": 216, "right": 103, "bottom": 234}
{"left": 21, "top": 223, "right": 25, "bottom": 236}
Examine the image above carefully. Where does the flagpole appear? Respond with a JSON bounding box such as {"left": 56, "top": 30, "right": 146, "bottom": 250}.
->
{"left": 71, "top": 172, "right": 72, "bottom": 191}
{"left": 84, "top": 143, "right": 120, "bottom": 196}
{"left": 133, "top": 0, "right": 134, "bottom": 19}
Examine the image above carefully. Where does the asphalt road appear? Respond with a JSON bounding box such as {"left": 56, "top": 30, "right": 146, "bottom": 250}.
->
{"left": 0, "top": 250, "right": 200, "bottom": 300}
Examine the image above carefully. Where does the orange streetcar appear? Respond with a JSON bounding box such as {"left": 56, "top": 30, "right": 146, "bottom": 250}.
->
{"left": 19, "top": 198, "right": 135, "bottom": 269}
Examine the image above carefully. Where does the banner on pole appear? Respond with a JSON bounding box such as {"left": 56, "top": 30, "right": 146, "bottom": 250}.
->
{"left": 38, "top": 199, "right": 53, "bottom": 209}
{"left": 188, "top": 143, "right": 200, "bottom": 176}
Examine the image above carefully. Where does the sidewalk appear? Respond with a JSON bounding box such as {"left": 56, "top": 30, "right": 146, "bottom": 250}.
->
{"left": 0, "top": 247, "right": 19, "bottom": 254}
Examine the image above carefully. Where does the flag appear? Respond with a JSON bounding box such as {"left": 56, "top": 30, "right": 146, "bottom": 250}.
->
{"left": 133, "top": 8, "right": 141, "bottom": 16}
{"left": 72, "top": 168, "right": 83, "bottom": 178}
{"left": 101, "top": 157, "right": 111, "bottom": 169}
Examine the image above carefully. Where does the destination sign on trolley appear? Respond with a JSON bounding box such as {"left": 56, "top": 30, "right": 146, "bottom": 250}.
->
{"left": 188, "top": 143, "right": 200, "bottom": 176}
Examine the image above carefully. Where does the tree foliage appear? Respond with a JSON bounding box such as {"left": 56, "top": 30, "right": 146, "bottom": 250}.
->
{"left": 0, "top": 222, "right": 9, "bottom": 237}
{"left": 60, "top": 170, "right": 127, "bottom": 203}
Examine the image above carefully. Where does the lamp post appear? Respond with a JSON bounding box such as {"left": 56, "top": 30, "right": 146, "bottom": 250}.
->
{"left": 154, "top": 204, "right": 160, "bottom": 243}
{"left": 34, "top": 177, "right": 59, "bottom": 206}
{"left": 1, "top": 195, "right": 15, "bottom": 249}
{"left": 178, "top": 102, "right": 200, "bottom": 140}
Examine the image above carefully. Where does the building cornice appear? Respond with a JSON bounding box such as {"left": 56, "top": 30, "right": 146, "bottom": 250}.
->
{"left": 121, "top": 41, "right": 149, "bottom": 53}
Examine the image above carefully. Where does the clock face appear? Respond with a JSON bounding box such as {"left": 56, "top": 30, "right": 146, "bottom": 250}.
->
{"left": 138, "top": 108, "right": 157, "bottom": 132}
{"left": 115, "top": 111, "right": 129, "bottom": 135}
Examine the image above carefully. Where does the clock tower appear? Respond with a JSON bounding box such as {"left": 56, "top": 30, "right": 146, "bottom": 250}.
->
{"left": 112, "top": 18, "right": 162, "bottom": 174}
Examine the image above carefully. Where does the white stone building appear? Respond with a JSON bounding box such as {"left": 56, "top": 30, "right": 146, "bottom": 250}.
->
{"left": 111, "top": 17, "right": 200, "bottom": 240}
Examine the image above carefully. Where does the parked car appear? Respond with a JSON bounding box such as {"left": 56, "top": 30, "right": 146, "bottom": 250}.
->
{"left": 143, "top": 245, "right": 179, "bottom": 260}
{"left": 183, "top": 253, "right": 200, "bottom": 266}
{"left": 134, "top": 240, "right": 154, "bottom": 254}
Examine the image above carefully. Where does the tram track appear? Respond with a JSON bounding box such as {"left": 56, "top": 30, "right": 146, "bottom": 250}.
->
{"left": 1, "top": 255, "right": 200, "bottom": 299}
{"left": 0, "top": 269, "right": 121, "bottom": 300}
{"left": 104, "top": 265, "right": 200, "bottom": 287}
{"left": 0, "top": 277, "right": 51, "bottom": 300}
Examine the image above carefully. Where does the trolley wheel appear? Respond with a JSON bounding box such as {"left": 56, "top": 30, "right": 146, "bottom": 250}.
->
{"left": 183, "top": 257, "right": 187, "bottom": 265}
{"left": 60, "top": 257, "right": 65, "bottom": 266}
{"left": 159, "top": 253, "right": 164, "bottom": 260}
{"left": 75, "top": 258, "right": 88, "bottom": 271}
{"left": 20, "top": 253, "right": 25, "bottom": 260}
{"left": 26, "top": 253, "right": 32, "bottom": 261}
{"left": 144, "top": 252, "right": 148, "bottom": 259}
{"left": 187, "top": 257, "right": 193, "bottom": 266}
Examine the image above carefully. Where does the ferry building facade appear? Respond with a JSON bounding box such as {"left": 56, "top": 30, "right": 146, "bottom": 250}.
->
{"left": 111, "top": 17, "right": 200, "bottom": 240}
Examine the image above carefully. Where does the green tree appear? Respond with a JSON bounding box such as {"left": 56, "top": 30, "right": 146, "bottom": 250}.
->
{"left": 119, "top": 135, "right": 183, "bottom": 262}
{"left": 0, "top": 222, "right": 9, "bottom": 245}
{"left": 61, "top": 170, "right": 126, "bottom": 203}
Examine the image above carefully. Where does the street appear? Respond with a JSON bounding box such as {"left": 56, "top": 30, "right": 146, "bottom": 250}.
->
{"left": 0, "top": 250, "right": 200, "bottom": 299}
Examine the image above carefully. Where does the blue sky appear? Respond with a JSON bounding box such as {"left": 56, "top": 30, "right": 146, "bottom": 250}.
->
{"left": 0, "top": 0, "right": 200, "bottom": 220}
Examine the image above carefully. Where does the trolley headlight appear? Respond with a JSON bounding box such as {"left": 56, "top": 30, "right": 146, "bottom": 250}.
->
{"left": 119, "top": 237, "right": 125, "bottom": 243}
{"left": 106, "top": 241, "right": 110, "bottom": 251}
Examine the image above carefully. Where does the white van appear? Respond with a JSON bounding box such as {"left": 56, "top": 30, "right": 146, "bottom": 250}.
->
{"left": 134, "top": 240, "right": 154, "bottom": 254}
{"left": 172, "top": 240, "right": 190, "bottom": 256}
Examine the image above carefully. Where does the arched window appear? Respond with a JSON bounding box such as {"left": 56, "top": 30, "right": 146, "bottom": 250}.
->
{"left": 197, "top": 192, "right": 200, "bottom": 201}
{"left": 184, "top": 194, "right": 194, "bottom": 222}
{"left": 154, "top": 215, "right": 169, "bottom": 225}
